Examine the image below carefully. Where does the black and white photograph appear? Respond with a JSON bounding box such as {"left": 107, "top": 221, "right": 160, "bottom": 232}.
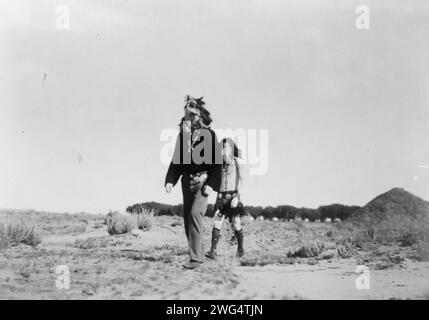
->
{"left": 1, "top": 0, "right": 429, "bottom": 304}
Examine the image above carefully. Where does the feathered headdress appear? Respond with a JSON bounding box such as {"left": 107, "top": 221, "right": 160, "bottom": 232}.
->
{"left": 184, "top": 95, "right": 212, "bottom": 127}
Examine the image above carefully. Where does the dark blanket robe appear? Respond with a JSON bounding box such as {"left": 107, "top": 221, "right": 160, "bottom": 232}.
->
{"left": 165, "top": 126, "right": 222, "bottom": 262}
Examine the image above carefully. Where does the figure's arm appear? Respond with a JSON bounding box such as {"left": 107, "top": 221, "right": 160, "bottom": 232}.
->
{"left": 165, "top": 133, "right": 183, "bottom": 190}
{"left": 235, "top": 158, "right": 244, "bottom": 192}
{"left": 203, "top": 130, "right": 222, "bottom": 195}
{"left": 165, "top": 162, "right": 181, "bottom": 187}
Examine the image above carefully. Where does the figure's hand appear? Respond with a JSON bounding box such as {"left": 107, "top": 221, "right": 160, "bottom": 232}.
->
{"left": 190, "top": 177, "right": 204, "bottom": 192}
{"left": 165, "top": 183, "right": 173, "bottom": 193}
{"left": 231, "top": 196, "right": 239, "bottom": 208}
{"left": 190, "top": 181, "right": 203, "bottom": 192}
{"left": 202, "top": 185, "right": 213, "bottom": 197}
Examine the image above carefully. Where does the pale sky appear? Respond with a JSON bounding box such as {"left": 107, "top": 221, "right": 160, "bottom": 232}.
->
{"left": 1, "top": 0, "right": 428, "bottom": 213}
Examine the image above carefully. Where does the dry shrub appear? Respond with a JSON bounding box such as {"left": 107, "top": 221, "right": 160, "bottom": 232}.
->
{"left": 72, "top": 237, "right": 110, "bottom": 249}
{"left": 399, "top": 232, "right": 421, "bottom": 247}
{"left": 416, "top": 241, "right": 429, "bottom": 262}
{"left": 328, "top": 224, "right": 372, "bottom": 247}
{"left": 153, "top": 244, "right": 188, "bottom": 256}
{"left": 293, "top": 219, "right": 305, "bottom": 230}
{"left": 333, "top": 214, "right": 429, "bottom": 248}
{"left": 240, "top": 253, "right": 294, "bottom": 266}
{"left": 134, "top": 208, "right": 156, "bottom": 231}
{"left": 106, "top": 209, "right": 155, "bottom": 235}
{"left": 0, "top": 209, "right": 100, "bottom": 236}
{"left": 0, "top": 216, "right": 42, "bottom": 247}
{"left": 336, "top": 242, "right": 354, "bottom": 258}
{"left": 288, "top": 241, "right": 325, "bottom": 258}
{"left": 120, "top": 244, "right": 188, "bottom": 263}
{"left": 106, "top": 211, "right": 135, "bottom": 235}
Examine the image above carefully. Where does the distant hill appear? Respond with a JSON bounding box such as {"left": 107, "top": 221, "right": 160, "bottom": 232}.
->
{"left": 347, "top": 188, "right": 429, "bottom": 242}
{"left": 350, "top": 188, "right": 429, "bottom": 223}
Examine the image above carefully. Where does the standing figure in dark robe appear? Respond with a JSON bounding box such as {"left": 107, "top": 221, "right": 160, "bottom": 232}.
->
{"left": 165, "top": 95, "right": 222, "bottom": 269}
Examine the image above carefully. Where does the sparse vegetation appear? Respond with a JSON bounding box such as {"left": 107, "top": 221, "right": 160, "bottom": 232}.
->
{"left": 106, "top": 211, "right": 135, "bottom": 235}
{"left": 134, "top": 208, "right": 156, "bottom": 231}
{"left": 416, "top": 241, "right": 429, "bottom": 261}
{"left": 1, "top": 187, "right": 428, "bottom": 299}
{"left": 287, "top": 241, "right": 325, "bottom": 258}
{"left": 0, "top": 209, "right": 104, "bottom": 236}
{"left": 0, "top": 216, "right": 42, "bottom": 247}
{"left": 72, "top": 237, "right": 110, "bottom": 249}
{"left": 326, "top": 188, "right": 429, "bottom": 251}
{"left": 105, "top": 208, "right": 155, "bottom": 235}
{"left": 332, "top": 213, "right": 429, "bottom": 250}
{"left": 240, "top": 253, "right": 294, "bottom": 266}
{"left": 293, "top": 218, "right": 305, "bottom": 230}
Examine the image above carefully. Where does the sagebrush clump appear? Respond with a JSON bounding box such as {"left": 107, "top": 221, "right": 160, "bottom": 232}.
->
{"left": 287, "top": 241, "right": 325, "bottom": 258}
{"left": 106, "top": 211, "right": 135, "bottom": 235}
{"left": 106, "top": 209, "right": 155, "bottom": 235}
{"left": 0, "top": 216, "right": 42, "bottom": 247}
{"left": 134, "top": 208, "right": 156, "bottom": 231}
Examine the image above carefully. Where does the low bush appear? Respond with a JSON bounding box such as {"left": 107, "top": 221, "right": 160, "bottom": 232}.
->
{"left": 106, "top": 211, "right": 135, "bottom": 235}
{"left": 0, "top": 216, "right": 42, "bottom": 247}
{"left": 134, "top": 208, "right": 156, "bottom": 231}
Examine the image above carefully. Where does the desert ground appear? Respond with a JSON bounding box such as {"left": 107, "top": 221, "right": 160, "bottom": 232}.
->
{"left": 1, "top": 211, "right": 428, "bottom": 300}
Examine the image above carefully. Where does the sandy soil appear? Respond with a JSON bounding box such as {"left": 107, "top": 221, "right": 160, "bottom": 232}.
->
{"left": 0, "top": 215, "right": 428, "bottom": 300}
